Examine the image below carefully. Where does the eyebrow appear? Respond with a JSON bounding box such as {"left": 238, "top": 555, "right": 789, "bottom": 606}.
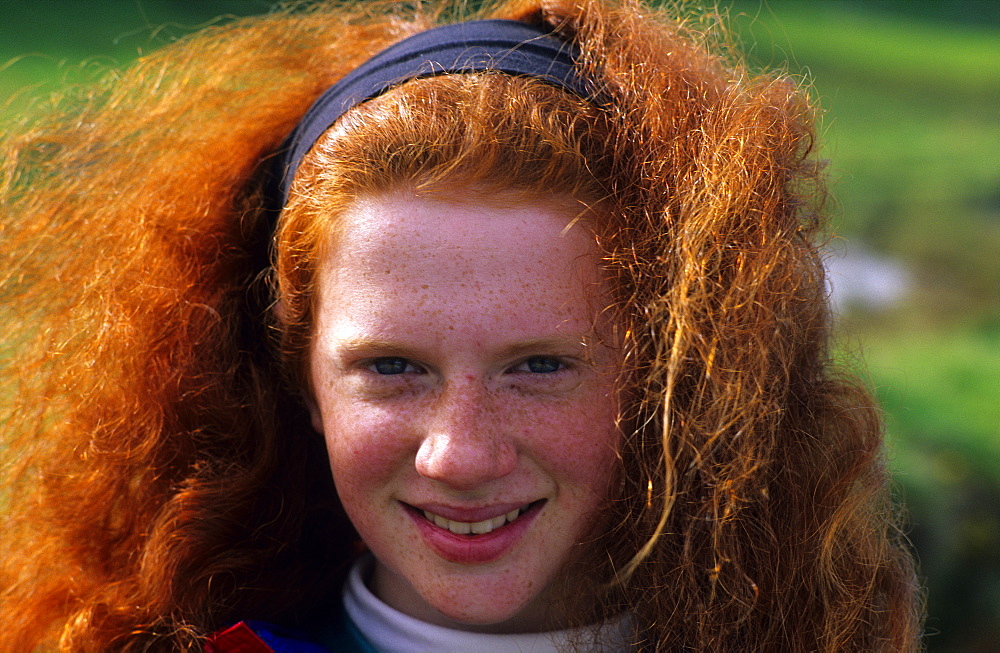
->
{"left": 495, "top": 337, "right": 594, "bottom": 360}
{"left": 326, "top": 334, "right": 602, "bottom": 363}
{"left": 320, "top": 336, "right": 425, "bottom": 361}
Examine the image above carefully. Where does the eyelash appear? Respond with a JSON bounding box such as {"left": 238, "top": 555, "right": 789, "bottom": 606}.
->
{"left": 367, "top": 357, "right": 425, "bottom": 375}
{"left": 364, "top": 356, "right": 569, "bottom": 376}
{"left": 510, "top": 356, "right": 566, "bottom": 374}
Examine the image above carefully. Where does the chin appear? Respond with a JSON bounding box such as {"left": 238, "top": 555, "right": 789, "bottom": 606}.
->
{"left": 434, "top": 601, "right": 549, "bottom": 634}
{"left": 421, "top": 578, "right": 560, "bottom": 634}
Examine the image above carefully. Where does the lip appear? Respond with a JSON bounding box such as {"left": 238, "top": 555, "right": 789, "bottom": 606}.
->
{"left": 409, "top": 501, "right": 532, "bottom": 523}
{"left": 404, "top": 500, "right": 545, "bottom": 564}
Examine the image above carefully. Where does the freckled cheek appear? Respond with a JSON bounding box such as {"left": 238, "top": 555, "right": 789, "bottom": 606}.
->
{"left": 516, "top": 395, "right": 620, "bottom": 488}
{"left": 321, "top": 399, "right": 420, "bottom": 496}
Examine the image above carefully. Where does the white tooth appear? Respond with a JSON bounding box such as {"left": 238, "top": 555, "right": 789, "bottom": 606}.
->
{"left": 470, "top": 518, "right": 494, "bottom": 534}
{"left": 448, "top": 519, "right": 472, "bottom": 535}
{"left": 423, "top": 507, "right": 530, "bottom": 535}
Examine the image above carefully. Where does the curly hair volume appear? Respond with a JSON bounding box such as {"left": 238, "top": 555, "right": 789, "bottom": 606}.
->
{"left": 0, "top": 1, "right": 922, "bottom": 650}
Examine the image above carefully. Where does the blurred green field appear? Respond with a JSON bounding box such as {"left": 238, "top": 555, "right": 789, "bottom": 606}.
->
{"left": 3, "top": 1, "right": 998, "bottom": 650}
{"left": 731, "top": 3, "right": 1000, "bottom": 649}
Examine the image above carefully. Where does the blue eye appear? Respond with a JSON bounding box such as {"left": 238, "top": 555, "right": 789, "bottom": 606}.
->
{"left": 524, "top": 357, "right": 562, "bottom": 374}
{"left": 371, "top": 357, "right": 414, "bottom": 375}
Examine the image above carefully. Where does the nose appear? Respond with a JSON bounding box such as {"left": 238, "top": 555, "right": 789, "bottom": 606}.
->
{"left": 415, "top": 380, "right": 517, "bottom": 490}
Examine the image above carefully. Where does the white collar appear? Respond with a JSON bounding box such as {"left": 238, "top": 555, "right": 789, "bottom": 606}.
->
{"left": 342, "top": 556, "right": 631, "bottom": 652}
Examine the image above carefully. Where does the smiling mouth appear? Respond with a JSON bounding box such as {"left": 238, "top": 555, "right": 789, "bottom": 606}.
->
{"left": 419, "top": 502, "right": 538, "bottom": 536}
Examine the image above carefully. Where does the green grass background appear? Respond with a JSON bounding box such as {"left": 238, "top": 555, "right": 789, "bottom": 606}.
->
{"left": 3, "top": 1, "right": 998, "bottom": 650}
{"left": 731, "top": 4, "right": 999, "bottom": 648}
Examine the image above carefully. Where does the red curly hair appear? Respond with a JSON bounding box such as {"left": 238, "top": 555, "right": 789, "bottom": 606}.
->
{"left": 0, "top": 0, "right": 921, "bottom": 650}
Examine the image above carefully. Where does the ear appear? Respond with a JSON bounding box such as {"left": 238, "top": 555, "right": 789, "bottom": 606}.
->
{"left": 272, "top": 296, "right": 287, "bottom": 323}
{"left": 272, "top": 298, "right": 324, "bottom": 434}
{"left": 305, "top": 394, "right": 325, "bottom": 435}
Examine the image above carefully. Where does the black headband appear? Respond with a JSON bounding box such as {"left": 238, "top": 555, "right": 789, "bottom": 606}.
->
{"left": 270, "top": 19, "right": 592, "bottom": 207}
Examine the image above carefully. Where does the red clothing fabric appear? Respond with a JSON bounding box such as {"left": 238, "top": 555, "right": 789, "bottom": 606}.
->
{"left": 205, "top": 622, "right": 274, "bottom": 653}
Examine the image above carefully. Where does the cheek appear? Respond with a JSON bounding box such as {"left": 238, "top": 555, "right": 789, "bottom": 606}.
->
{"left": 319, "top": 396, "right": 418, "bottom": 500}
{"left": 523, "top": 390, "right": 621, "bottom": 496}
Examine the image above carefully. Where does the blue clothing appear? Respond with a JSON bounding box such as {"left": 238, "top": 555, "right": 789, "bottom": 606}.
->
{"left": 316, "top": 608, "right": 377, "bottom": 653}
{"left": 207, "top": 608, "right": 374, "bottom": 653}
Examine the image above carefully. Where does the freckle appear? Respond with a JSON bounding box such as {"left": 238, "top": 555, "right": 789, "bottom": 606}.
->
{"left": 421, "top": 284, "right": 429, "bottom": 289}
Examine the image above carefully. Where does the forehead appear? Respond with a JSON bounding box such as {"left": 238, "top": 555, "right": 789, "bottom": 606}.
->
{"left": 326, "top": 189, "right": 599, "bottom": 277}
{"left": 314, "top": 189, "right": 609, "bottom": 339}
{"left": 334, "top": 186, "right": 584, "bottom": 244}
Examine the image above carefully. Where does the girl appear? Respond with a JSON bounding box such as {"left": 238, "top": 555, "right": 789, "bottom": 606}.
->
{"left": 0, "top": 0, "right": 922, "bottom": 650}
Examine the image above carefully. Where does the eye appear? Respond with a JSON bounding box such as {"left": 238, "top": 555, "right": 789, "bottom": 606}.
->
{"left": 369, "top": 357, "right": 422, "bottom": 375}
{"left": 518, "top": 356, "right": 564, "bottom": 374}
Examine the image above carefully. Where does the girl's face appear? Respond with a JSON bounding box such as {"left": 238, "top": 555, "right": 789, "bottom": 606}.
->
{"left": 307, "top": 188, "right": 620, "bottom": 632}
